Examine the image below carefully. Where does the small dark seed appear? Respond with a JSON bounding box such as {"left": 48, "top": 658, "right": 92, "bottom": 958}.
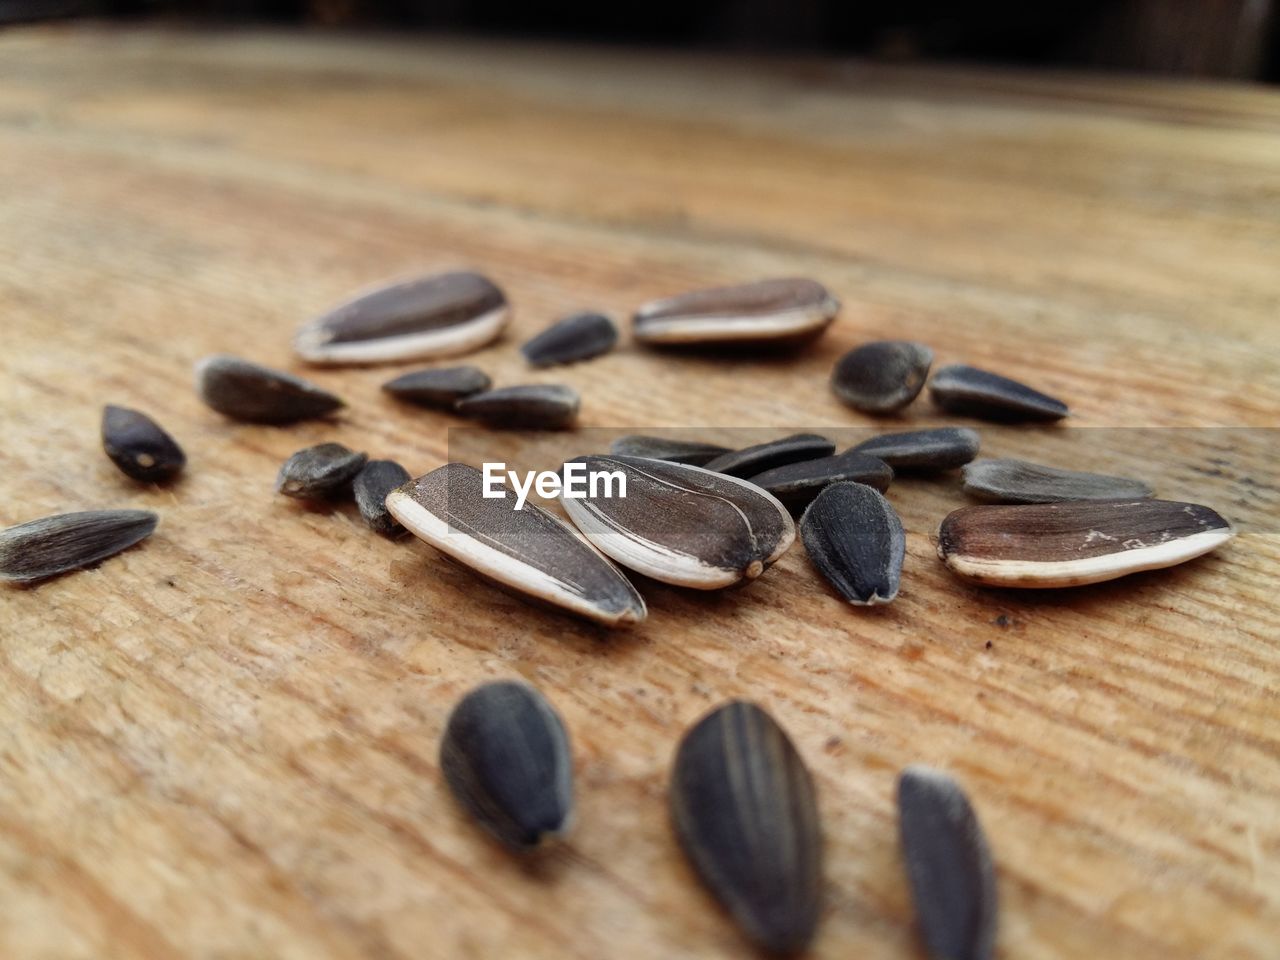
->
{"left": 195, "top": 355, "right": 344, "bottom": 424}
{"left": 928, "top": 364, "right": 1068, "bottom": 422}
{"left": 703, "top": 433, "right": 835, "bottom": 478}
{"left": 455, "top": 384, "right": 580, "bottom": 430}
{"left": 353, "top": 459, "right": 412, "bottom": 535}
{"left": 275, "top": 443, "right": 368, "bottom": 500}
{"left": 800, "top": 481, "right": 905, "bottom": 604}
{"left": 521, "top": 311, "right": 618, "bottom": 367}
{"left": 850, "top": 427, "right": 980, "bottom": 472}
{"left": 608, "top": 435, "right": 732, "bottom": 466}
{"left": 831, "top": 340, "right": 934, "bottom": 413}
{"left": 0, "top": 509, "right": 158, "bottom": 583}
{"left": 749, "top": 451, "right": 893, "bottom": 513}
{"left": 962, "top": 458, "right": 1153, "bottom": 503}
{"left": 634, "top": 277, "right": 840, "bottom": 346}
{"left": 382, "top": 366, "right": 492, "bottom": 409}
{"left": 101, "top": 405, "right": 186, "bottom": 482}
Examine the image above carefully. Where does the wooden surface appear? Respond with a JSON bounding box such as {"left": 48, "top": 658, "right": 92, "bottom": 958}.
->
{"left": 1, "top": 25, "right": 1278, "bottom": 960}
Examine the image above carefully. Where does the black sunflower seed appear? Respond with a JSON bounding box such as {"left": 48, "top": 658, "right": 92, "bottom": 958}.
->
{"left": 454, "top": 384, "right": 580, "bottom": 430}
{"left": 831, "top": 340, "right": 934, "bottom": 413}
{"left": 800, "top": 481, "right": 905, "bottom": 605}
{"left": 195, "top": 355, "right": 344, "bottom": 424}
{"left": 850, "top": 427, "right": 980, "bottom": 472}
{"left": 0, "top": 509, "right": 158, "bottom": 583}
{"left": 703, "top": 433, "right": 836, "bottom": 478}
{"left": 961, "top": 458, "right": 1153, "bottom": 503}
{"left": 634, "top": 277, "right": 840, "bottom": 346}
{"left": 607, "top": 435, "right": 732, "bottom": 466}
{"left": 521, "top": 311, "right": 618, "bottom": 367}
{"left": 382, "top": 366, "right": 492, "bottom": 409}
{"left": 749, "top": 451, "right": 893, "bottom": 513}
{"left": 928, "top": 364, "right": 1068, "bottom": 422}
{"left": 275, "top": 443, "right": 368, "bottom": 500}
{"left": 353, "top": 459, "right": 412, "bottom": 535}
{"left": 101, "top": 405, "right": 186, "bottom": 482}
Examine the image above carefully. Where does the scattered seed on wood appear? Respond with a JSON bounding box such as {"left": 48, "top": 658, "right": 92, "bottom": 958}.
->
{"left": 831, "top": 340, "right": 934, "bottom": 413}
{"left": 455, "top": 384, "right": 580, "bottom": 430}
{"left": 559, "top": 455, "right": 794, "bottom": 589}
{"left": 670, "top": 701, "right": 823, "bottom": 956}
{"left": 382, "top": 366, "right": 491, "bottom": 409}
{"left": 0, "top": 510, "right": 158, "bottom": 583}
{"left": 938, "top": 499, "right": 1234, "bottom": 588}
{"left": 353, "top": 459, "right": 411, "bottom": 535}
{"left": 962, "top": 458, "right": 1154, "bottom": 504}
{"left": 703, "top": 433, "right": 836, "bottom": 478}
{"left": 275, "top": 443, "right": 368, "bottom": 500}
{"left": 800, "top": 481, "right": 905, "bottom": 604}
{"left": 521, "top": 311, "right": 618, "bottom": 367}
{"left": 608, "top": 435, "right": 732, "bottom": 466}
{"left": 101, "top": 405, "right": 186, "bottom": 482}
{"left": 750, "top": 451, "right": 893, "bottom": 512}
{"left": 928, "top": 364, "right": 1068, "bottom": 422}
{"left": 195, "top": 355, "right": 344, "bottom": 424}
{"left": 633, "top": 277, "right": 840, "bottom": 346}
{"left": 385, "top": 463, "right": 646, "bottom": 626}
{"left": 294, "top": 271, "right": 509, "bottom": 365}
{"left": 441, "top": 681, "right": 574, "bottom": 850}
{"left": 898, "top": 766, "right": 997, "bottom": 960}
{"left": 851, "top": 427, "right": 980, "bottom": 472}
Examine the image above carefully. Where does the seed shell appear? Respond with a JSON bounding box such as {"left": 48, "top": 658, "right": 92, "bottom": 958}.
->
{"left": 962, "top": 458, "right": 1153, "bottom": 504}
{"left": 521, "top": 311, "right": 618, "bottom": 367}
{"left": 353, "top": 459, "right": 412, "bottom": 535}
{"left": 0, "top": 509, "right": 158, "bottom": 583}
{"left": 608, "top": 435, "right": 732, "bottom": 466}
{"left": 441, "top": 681, "right": 573, "bottom": 850}
{"left": 195, "top": 355, "right": 344, "bottom": 424}
{"left": 929, "top": 364, "right": 1068, "bottom": 422}
{"left": 670, "top": 701, "right": 823, "bottom": 956}
{"left": 703, "top": 433, "right": 836, "bottom": 478}
{"left": 938, "top": 498, "right": 1234, "bottom": 588}
{"left": 898, "top": 766, "right": 997, "bottom": 960}
{"left": 101, "top": 405, "right": 186, "bottom": 482}
{"left": 831, "top": 340, "right": 934, "bottom": 413}
{"left": 294, "top": 271, "right": 509, "bottom": 365}
{"left": 275, "top": 443, "right": 368, "bottom": 500}
{"left": 455, "top": 384, "right": 580, "bottom": 430}
{"left": 558, "top": 455, "right": 794, "bottom": 589}
{"left": 634, "top": 277, "right": 839, "bottom": 346}
{"left": 382, "top": 366, "right": 492, "bottom": 409}
{"left": 385, "top": 463, "right": 646, "bottom": 626}
{"left": 800, "top": 481, "right": 905, "bottom": 604}
{"left": 750, "top": 451, "right": 893, "bottom": 513}
{"left": 851, "top": 427, "right": 980, "bottom": 472}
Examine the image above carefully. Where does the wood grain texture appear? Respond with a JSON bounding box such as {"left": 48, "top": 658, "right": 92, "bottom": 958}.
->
{"left": 0, "top": 25, "right": 1278, "bottom": 960}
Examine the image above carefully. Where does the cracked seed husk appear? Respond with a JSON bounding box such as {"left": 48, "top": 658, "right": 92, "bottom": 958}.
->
{"left": 800, "top": 481, "right": 905, "bottom": 604}
{"left": 0, "top": 510, "right": 158, "bottom": 583}
{"left": 634, "top": 277, "right": 840, "bottom": 346}
{"left": 898, "top": 766, "right": 997, "bottom": 960}
{"left": 703, "top": 433, "right": 836, "bottom": 478}
{"left": 382, "top": 366, "right": 491, "bottom": 409}
{"left": 670, "top": 701, "right": 823, "bottom": 956}
{"left": 521, "top": 311, "right": 618, "bottom": 367}
{"left": 441, "top": 681, "right": 574, "bottom": 850}
{"left": 294, "top": 271, "right": 509, "bottom": 365}
{"left": 937, "top": 498, "right": 1234, "bottom": 588}
{"left": 831, "top": 340, "right": 934, "bottom": 413}
{"left": 275, "top": 443, "right": 368, "bottom": 500}
{"left": 195, "top": 355, "right": 344, "bottom": 424}
{"left": 750, "top": 451, "right": 892, "bottom": 513}
{"left": 608, "top": 435, "right": 732, "bottom": 466}
{"left": 101, "top": 405, "right": 186, "bottom": 482}
{"left": 928, "top": 364, "right": 1068, "bottom": 422}
{"left": 455, "top": 384, "right": 580, "bottom": 430}
{"left": 353, "top": 459, "right": 411, "bottom": 536}
{"left": 385, "top": 463, "right": 646, "bottom": 626}
{"left": 851, "top": 427, "right": 980, "bottom": 472}
{"left": 558, "top": 455, "right": 794, "bottom": 589}
{"left": 962, "top": 458, "right": 1153, "bottom": 504}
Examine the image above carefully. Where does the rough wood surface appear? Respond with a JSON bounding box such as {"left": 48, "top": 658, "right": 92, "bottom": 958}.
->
{"left": 1, "top": 25, "right": 1278, "bottom": 960}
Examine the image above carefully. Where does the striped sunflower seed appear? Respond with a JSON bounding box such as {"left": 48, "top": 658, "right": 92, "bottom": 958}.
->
{"left": 898, "top": 766, "right": 997, "bottom": 960}
{"left": 294, "top": 271, "right": 509, "bottom": 365}
{"left": 670, "top": 701, "right": 822, "bottom": 956}
{"left": 929, "top": 364, "right": 1068, "bottom": 422}
{"left": 634, "top": 277, "right": 839, "bottom": 346}
{"left": 558, "top": 455, "right": 794, "bottom": 589}
{"left": 195, "top": 355, "right": 344, "bottom": 424}
{"left": 608, "top": 435, "right": 732, "bottom": 466}
{"left": 749, "top": 451, "right": 893, "bottom": 513}
{"left": 831, "top": 340, "right": 934, "bottom": 413}
{"left": 385, "top": 463, "right": 646, "bottom": 626}
{"left": 938, "top": 499, "right": 1234, "bottom": 588}
{"left": 455, "top": 384, "right": 580, "bottom": 430}
{"left": 703, "top": 433, "right": 836, "bottom": 478}
{"left": 962, "top": 458, "right": 1153, "bottom": 504}
{"left": 441, "top": 681, "right": 573, "bottom": 850}
{"left": 800, "top": 481, "right": 905, "bottom": 604}
{"left": 275, "top": 443, "right": 368, "bottom": 500}
{"left": 353, "top": 459, "right": 412, "bottom": 536}
{"left": 851, "top": 427, "right": 980, "bottom": 472}
{"left": 382, "top": 366, "right": 492, "bottom": 409}
{"left": 101, "top": 405, "right": 186, "bottom": 483}
{"left": 521, "top": 311, "right": 618, "bottom": 367}
{"left": 0, "top": 509, "right": 158, "bottom": 583}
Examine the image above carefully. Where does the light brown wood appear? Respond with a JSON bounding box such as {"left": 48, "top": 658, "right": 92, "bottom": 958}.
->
{"left": 1, "top": 24, "right": 1278, "bottom": 960}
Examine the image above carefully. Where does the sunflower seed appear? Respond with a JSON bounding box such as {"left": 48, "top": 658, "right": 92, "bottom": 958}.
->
{"left": 455, "top": 384, "right": 580, "bottom": 430}
{"left": 937, "top": 498, "right": 1234, "bottom": 588}
{"left": 670, "top": 701, "right": 822, "bottom": 955}
{"left": 558, "top": 456, "right": 794, "bottom": 589}
{"left": 608, "top": 435, "right": 732, "bottom": 466}
{"left": 831, "top": 340, "right": 934, "bottom": 413}
{"left": 386, "top": 463, "right": 646, "bottom": 626}
{"left": 850, "top": 427, "right": 980, "bottom": 472}
{"left": 750, "top": 451, "right": 893, "bottom": 513}
{"left": 275, "top": 443, "right": 368, "bottom": 500}
{"left": 101, "top": 405, "right": 186, "bottom": 483}
{"left": 929, "top": 364, "right": 1068, "bottom": 422}
{"left": 800, "top": 481, "right": 904, "bottom": 604}
{"left": 703, "top": 433, "right": 835, "bottom": 478}
{"left": 634, "top": 277, "right": 840, "bottom": 346}
{"left": 962, "top": 458, "right": 1154, "bottom": 504}
{"left": 898, "top": 766, "right": 997, "bottom": 960}
{"left": 521, "top": 311, "right": 618, "bottom": 367}
{"left": 195, "top": 355, "right": 344, "bottom": 424}
{"left": 441, "top": 681, "right": 573, "bottom": 850}
{"left": 382, "top": 366, "right": 491, "bottom": 409}
{"left": 353, "top": 459, "right": 412, "bottom": 535}
{"left": 294, "top": 271, "right": 509, "bottom": 365}
{"left": 0, "top": 510, "right": 158, "bottom": 583}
